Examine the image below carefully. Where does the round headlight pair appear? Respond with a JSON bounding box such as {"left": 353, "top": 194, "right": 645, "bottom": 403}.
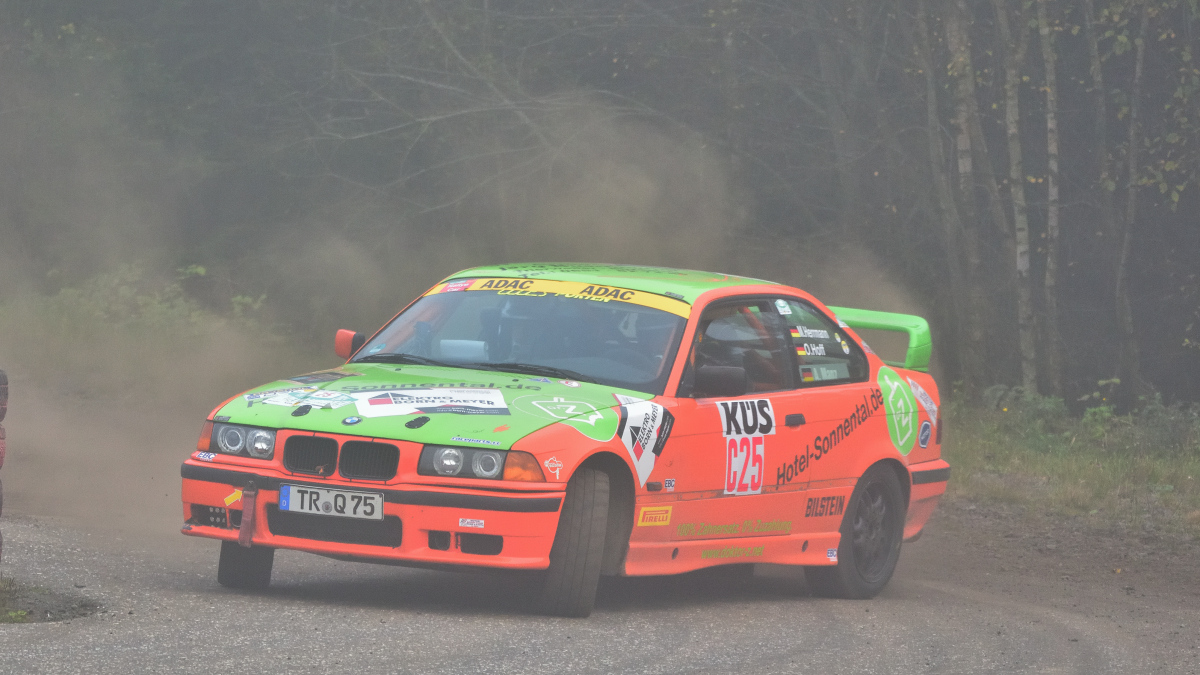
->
{"left": 214, "top": 424, "right": 275, "bottom": 459}
{"left": 431, "top": 447, "right": 503, "bottom": 479}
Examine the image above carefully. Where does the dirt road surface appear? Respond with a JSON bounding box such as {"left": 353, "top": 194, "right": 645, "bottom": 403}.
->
{"left": 0, "top": 387, "right": 1197, "bottom": 674}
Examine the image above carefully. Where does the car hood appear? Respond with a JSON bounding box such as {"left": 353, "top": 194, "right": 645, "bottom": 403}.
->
{"left": 211, "top": 363, "right": 651, "bottom": 449}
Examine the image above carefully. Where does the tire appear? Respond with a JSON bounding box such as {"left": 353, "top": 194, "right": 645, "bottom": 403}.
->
{"left": 806, "top": 464, "right": 905, "bottom": 599}
{"left": 535, "top": 467, "right": 610, "bottom": 617}
{"left": 217, "top": 540, "right": 274, "bottom": 590}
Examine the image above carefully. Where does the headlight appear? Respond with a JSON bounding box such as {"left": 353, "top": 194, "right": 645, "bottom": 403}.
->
{"left": 419, "top": 445, "right": 527, "bottom": 480}
{"left": 212, "top": 423, "right": 276, "bottom": 460}
{"left": 472, "top": 451, "right": 503, "bottom": 479}
{"left": 433, "top": 447, "right": 464, "bottom": 476}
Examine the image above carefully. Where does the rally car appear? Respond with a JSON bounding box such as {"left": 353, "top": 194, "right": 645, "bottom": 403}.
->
{"left": 181, "top": 263, "right": 948, "bottom": 616}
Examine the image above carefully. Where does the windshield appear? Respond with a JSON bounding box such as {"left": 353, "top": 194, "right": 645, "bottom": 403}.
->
{"left": 355, "top": 284, "right": 689, "bottom": 394}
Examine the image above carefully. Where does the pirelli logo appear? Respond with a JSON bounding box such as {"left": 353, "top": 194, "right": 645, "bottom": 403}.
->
{"left": 636, "top": 505, "right": 673, "bottom": 526}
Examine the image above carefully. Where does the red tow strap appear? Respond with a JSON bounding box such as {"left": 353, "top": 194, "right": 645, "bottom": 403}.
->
{"left": 238, "top": 482, "right": 258, "bottom": 548}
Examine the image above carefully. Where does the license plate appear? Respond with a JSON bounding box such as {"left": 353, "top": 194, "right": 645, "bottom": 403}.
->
{"left": 279, "top": 484, "right": 384, "bottom": 520}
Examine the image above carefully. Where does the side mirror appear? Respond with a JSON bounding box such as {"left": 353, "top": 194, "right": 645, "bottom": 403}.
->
{"left": 695, "top": 365, "right": 747, "bottom": 398}
{"left": 335, "top": 330, "right": 366, "bottom": 359}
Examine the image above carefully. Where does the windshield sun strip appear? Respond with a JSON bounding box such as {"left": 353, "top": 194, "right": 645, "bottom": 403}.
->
{"left": 425, "top": 277, "right": 691, "bottom": 318}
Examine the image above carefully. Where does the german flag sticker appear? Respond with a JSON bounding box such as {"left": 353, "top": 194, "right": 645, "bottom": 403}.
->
{"left": 795, "top": 345, "right": 808, "bottom": 356}
{"left": 789, "top": 327, "right": 802, "bottom": 339}
{"left": 801, "top": 367, "right": 815, "bottom": 382}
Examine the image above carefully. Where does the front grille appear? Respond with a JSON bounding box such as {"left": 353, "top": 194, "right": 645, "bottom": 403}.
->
{"left": 284, "top": 436, "right": 338, "bottom": 476}
{"left": 339, "top": 441, "right": 400, "bottom": 481}
{"left": 458, "top": 533, "right": 503, "bottom": 555}
{"left": 266, "top": 505, "right": 403, "bottom": 547}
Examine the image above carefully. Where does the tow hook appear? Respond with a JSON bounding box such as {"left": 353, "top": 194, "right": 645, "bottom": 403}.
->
{"left": 238, "top": 481, "right": 258, "bottom": 548}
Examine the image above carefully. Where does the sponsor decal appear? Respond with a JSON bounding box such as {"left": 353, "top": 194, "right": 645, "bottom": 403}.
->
{"left": 775, "top": 299, "right": 793, "bottom": 315}
{"left": 529, "top": 396, "right": 618, "bottom": 442}
{"left": 677, "top": 519, "right": 791, "bottom": 537}
{"left": 827, "top": 548, "right": 838, "bottom": 562}
{"left": 459, "top": 518, "right": 485, "bottom": 529}
{"left": 862, "top": 342, "right": 874, "bottom": 354}
{"left": 450, "top": 436, "right": 501, "bottom": 446}
{"left": 559, "top": 380, "right": 581, "bottom": 388}
{"left": 368, "top": 343, "right": 386, "bottom": 354}
{"left": 286, "top": 371, "right": 360, "bottom": 385}
{"left": 615, "top": 394, "right": 675, "bottom": 487}
{"left": 342, "top": 416, "right": 362, "bottom": 425}
{"left": 878, "top": 367, "right": 918, "bottom": 455}
{"left": 776, "top": 390, "right": 883, "bottom": 486}
{"left": 718, "top": 399, "right": 775, "bottom": 496}
{"left": 353, "top": 388, "right": 510, "bottom": 418}
{"left": 701, "top": 546, "right": 764, "bottom": 560}
{"left": 442, "top": 280, "right": 474, "bottom": 292}
{"left": 918, "top": 420, "right": 932, "bottom": 448}
{"left": 544, "top": 456, "right": 563, "bottom": 480}
{"left": 907, "top": 377, "right": 939, "bottom": 428}
{"left": 214, "top": 416, "right": 231, "bottom": 422}
{"left": 493, "top": 424, "right": 510, "bottom": 432}
{"left": 841, "top": 340, "right": 851, "bottom": 354}
{"left": 636, "top": 505, "right": 673, "bottom": 526}
{"left": 663, "top": 478, "right": 676, "bottom": 492}
{"left": 836, "top": 317, "right": 849, "bottom": 328}
{"left": 527, "top": 377, "right": 552, "bottom": 384}
{"left": 340, "top": 382, "right": 539, "bottom": 392}
{"left": 244, "top": 386, "right": 356, "bottom": 410}
{"left": 195, "top": 452, "right": 217, "bottom": 462}
{"left": 224, "top": 489, "right": 243, "bottom": 507}
{"left": 423, "top": 277, "right": 692, "bottom": 317}
{"left": 791, "top": 325, "right": 830, "bottom": 340}
{"left": 805, "top": 495, "right": 846, "bottom": 518}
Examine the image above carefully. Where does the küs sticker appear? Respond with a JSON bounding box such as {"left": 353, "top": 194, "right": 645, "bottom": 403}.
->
{"left": 877, "top": 366, "right": 918, "bottom": 455}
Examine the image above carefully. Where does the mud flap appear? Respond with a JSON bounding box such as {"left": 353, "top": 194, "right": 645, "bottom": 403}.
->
{"left": 238, "top": 482, "right": 258, "bottom": 548}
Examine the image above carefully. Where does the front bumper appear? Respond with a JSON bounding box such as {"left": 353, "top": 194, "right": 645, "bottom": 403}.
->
{"left": 181, "top": 462, "right": 564, "bottom": 569}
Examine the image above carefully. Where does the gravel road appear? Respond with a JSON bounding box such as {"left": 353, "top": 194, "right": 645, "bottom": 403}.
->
{"left": 0, "top": 386, "right": 1197, "bottom": 674}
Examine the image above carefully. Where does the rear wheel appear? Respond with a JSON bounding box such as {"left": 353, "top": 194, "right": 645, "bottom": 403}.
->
{"left": 217, "top": 540, "right": 274, "bottom": 590}
{"left": 535, "top": 468, "right": 610, "bottom": 617}
{"left": 806, "top": 464, "right": 905, "bottom": 599}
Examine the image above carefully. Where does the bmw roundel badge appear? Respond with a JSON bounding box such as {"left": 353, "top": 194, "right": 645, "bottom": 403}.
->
{"left": 342, "top": 416, "right": 362, "bottom": 426}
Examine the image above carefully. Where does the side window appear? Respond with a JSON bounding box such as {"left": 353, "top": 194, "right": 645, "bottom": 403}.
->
{"left": 680, "top": 299, "right": 793, "bottom": 397}
{"left": 781, "top": 299, "right": 868, "bottom": 386}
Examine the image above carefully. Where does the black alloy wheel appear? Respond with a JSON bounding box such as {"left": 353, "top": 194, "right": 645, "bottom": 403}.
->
{"left": 805, "top": 464, "right": 905, "bottom": 599}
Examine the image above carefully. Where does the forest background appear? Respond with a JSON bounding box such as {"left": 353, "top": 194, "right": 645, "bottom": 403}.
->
{"left": 0, "top": 0, "right": 1197, "bottom": 412}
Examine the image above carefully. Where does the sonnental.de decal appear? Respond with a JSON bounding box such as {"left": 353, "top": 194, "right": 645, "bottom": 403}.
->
{"left": 717, "top": 399, "right": 775, "bottom": 496}
{"left": 352, "top": 388, "right": 510, "bottom": 418}
{"left": 776, "top": 390, "right": 882, "bottom": 487}
{"left": 614, "top": 394, "right": 675, "bottom": 487}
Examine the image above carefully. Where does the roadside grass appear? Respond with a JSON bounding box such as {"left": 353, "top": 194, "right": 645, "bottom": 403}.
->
{"left": 942, "top": 392, "right": 1200, "bottom": 537}
{"left": 1, "top": 575, "right": 29, "bottom": 624}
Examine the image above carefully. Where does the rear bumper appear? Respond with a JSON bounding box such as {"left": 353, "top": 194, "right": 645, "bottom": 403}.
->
{"left": 181, "top": 461, "right": 564, "bottom": 569}
{"left": 904, "top": 459, "right": 950, "bottom": 541}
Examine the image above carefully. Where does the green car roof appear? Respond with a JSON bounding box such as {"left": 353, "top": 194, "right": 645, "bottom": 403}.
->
{"left": 444, "top": 263, "right": 775, "bottom": 305}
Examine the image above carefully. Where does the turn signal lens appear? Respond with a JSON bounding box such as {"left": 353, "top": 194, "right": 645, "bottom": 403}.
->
{"left": 197, "top": 421, "right": 214, "bottom": 452}
{"left": 503, "top": 451, "right": 546, "bottom": 482}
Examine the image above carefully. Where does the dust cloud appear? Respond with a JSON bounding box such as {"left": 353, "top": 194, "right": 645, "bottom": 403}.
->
{"left": 0, "top": 68, "right": 924, "bottom": 547}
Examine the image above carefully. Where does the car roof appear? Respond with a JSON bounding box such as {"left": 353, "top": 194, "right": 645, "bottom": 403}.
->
{"left": 444, "top": 263, "right": 778, "bottom": 304}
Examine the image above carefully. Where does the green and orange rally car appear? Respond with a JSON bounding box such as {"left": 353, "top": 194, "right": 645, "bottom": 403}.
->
{"left": 181, "top": 264, "right": 948, "bottom": 616}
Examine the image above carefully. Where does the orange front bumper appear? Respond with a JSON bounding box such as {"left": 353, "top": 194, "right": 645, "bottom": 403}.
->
{"left": 181, "top": 461, "right": 564, "bottom": 569}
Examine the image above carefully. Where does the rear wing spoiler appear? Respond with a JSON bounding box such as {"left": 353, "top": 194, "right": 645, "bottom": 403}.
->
{"left": 826, "top": 306, "right": 932, "bottom": 372}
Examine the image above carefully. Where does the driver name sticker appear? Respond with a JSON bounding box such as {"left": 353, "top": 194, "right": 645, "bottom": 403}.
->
{"left": 425, "top": 277, "right": 691, "bottom": 317}
{"left": 352, "top": 388, "right": 510, "bottom": 418}
{"left": 614, "top": 394, "right": 675, "bottom": 487}
{"left": 718, "top": 399, "right": 775, "bottom": 496}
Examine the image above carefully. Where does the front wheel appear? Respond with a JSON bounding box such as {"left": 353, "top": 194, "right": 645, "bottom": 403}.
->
{"left": 806, "top": 464, "right": 905, "bottom": 599}
{"left": 535, "top": 467, "right": 610, "bottom": 617}
{"left": 217, "top": 540, "right": 274, "bottom": 590}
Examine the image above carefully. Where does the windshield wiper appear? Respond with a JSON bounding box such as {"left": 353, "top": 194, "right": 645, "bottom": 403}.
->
{"left": 465, "top": 362, "right": 594, "bottom": 383}
{"left": 353, "top": 353, "right": 460, "bottom": 368}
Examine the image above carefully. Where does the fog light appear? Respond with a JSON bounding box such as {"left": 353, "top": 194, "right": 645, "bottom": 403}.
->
{"left": 472, "top": 451, "right": 503, "bottom": 479}
{"left": 434, "top": 447, "right": 464, "bottom": 475}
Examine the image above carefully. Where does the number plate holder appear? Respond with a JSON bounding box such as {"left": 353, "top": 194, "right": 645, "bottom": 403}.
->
{"left": 279, "top": 484, "right": 384, "bottom": 520}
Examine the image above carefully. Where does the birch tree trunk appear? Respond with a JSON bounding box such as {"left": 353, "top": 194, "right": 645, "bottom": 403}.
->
{"left": 1038, "top": 0, "right": 1064, "bottom": 396}
{"left": 993, "top": 0, "right": 1038, "bottom": 393}
{"left": 943, "top": 0, "right": 990, "bottom": 391}
{"left": 1114, "top": 1, "right": 1150, "bottom": 408}
{"left": 1082, "top": 0, "right": 1118, "bottom": 237}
